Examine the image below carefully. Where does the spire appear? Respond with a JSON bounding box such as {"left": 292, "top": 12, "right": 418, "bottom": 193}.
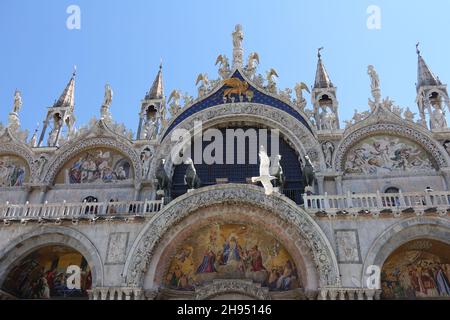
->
{"left": 314, "top": 47, "right": 333, "bottom": 89}
{"left": 53, "top": 67, "right": 76, "bottom": 109}
{"left": 146, "top": 63, "right": 164, "bottom": 100}
{"left": 416, "top": 43, "right": 441, "bottom": 90}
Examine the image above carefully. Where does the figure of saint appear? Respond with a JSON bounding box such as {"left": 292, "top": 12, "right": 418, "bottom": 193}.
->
{"left": 322, "top": 141, "right": 335, "bottom": 169}
{"left": 367, "top": 65, "right": 380, "bottom": 91}
{"left": 196, "top": 247, "right": 217, "bottom": 274}
{"left": 13, "top": 90, "right": 23, "bottom": 113}
{"left": 249, "top": 245, "right": 266, "bottom": 272}
{"left": 232, "top": 24, "right": 244, "bottom": 49}
{"left": 430, "top": 104, "right": 447, "bottom": 129}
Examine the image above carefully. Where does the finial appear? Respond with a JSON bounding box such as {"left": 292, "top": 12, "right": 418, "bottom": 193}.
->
{"left": 72, "top": 65, "right": 77, "bottom": 77}
{"left": 416, "top": 42, "right": 421, "bottom": 56}
{"left": 159, "top": 58, "right": 163, "bottom": 69}
{"left": 318, "top": 47, "right": 324, "bottom": 59}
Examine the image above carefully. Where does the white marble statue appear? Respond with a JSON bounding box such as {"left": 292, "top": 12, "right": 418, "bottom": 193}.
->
{"left": 251, "top": 145, "right": 276, "bottom": 195}
{"left": 196, "top": 73, "right": 210, "bottom": 97}
{"left": 403, "top": 107, "right": 416, "bottom": 122}
{"left": 322, "top": 141, "right": 335, "bottom": 169}
{"left": 245, "top": 52, "right": 260, "bottom": 79}
{"left": 144, "top": 118, "right": 157, "bottom": 140}
{"left": 168, "top": 90, "right": 182, "bottom": 117}
{"left": 430, "top": 104, "right": 447, "bottom": 129}
{"left": 294, "top": 83, "right": 310, "bottom": 111}
{"left": 215, "top": 54, "right": 230, "bottom": 79}
{"left": 103, "top": 84, "right": 113, "bottom": 107}
{"left": 367, "top": 65, "right": 380, "bottom": 92}
{"left": 266, "top": 68, "right": 278, "bottom": 94}
{"left": 12, "top": 90, "right": 22, "bottom": 113}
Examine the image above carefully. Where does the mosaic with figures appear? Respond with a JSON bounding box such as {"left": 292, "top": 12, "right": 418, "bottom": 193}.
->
{"left": 381, "top": 239, "right": 450, "bottom": 299}
{"left": 344, "top": 135, "right": 434, "bottom": 175}
{"left": 0, "top": 155, "right": 27, "bottom": 187}
{"left": 165, "top": 223, "right": 301, "bottom": 292}
{"left": 55, "top": 148, "right": 132, "bottom": 184}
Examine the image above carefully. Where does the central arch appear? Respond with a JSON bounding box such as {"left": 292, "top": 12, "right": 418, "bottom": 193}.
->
{"left": 122, "top": 184, "right": 339, "bottom": 291}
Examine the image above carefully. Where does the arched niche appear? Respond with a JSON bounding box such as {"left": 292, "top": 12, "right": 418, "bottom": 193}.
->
{"left": 1, "top": 245, "right": 92, "bottom": 299}
{"left": 0, "top": 154, "right": 29, "bottom": 187}
{"left": 161, "top": 221, "right": 302, "bottom": 293}
{"left": 54, "top": 147, "right": 134, "bottom": 185}
{"left": 342, "top": 134, "right": 436, "bottom": 175}
{"left": 381, "top": 239, "right": 450, "bottom": 299}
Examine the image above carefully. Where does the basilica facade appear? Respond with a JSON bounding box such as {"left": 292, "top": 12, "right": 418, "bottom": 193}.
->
{"left": 0, "top": 25, "right": 450, "bottom": 300}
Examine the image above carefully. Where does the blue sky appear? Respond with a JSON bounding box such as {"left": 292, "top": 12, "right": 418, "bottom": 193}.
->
{"left": 0, "top": 0, "right": 449, "bottom": 135}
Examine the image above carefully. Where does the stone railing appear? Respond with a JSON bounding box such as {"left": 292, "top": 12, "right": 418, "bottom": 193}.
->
{"left": 88, "top": 287, "right": 144, "bottom": 300}
{"left": 304, "top": 190, "right": 450, "bottom": 217}
{"left": 1, "top": 199, "right": 164, "bottom": 223}
{"left": 318, "top": 287, "right": 382, "bottom": 300}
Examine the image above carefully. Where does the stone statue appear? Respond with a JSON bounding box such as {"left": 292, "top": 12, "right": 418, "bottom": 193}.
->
{"left": 232, "top": 24, "right": 244, "bottom": 50}
{"left": 144, "top": 118, "right": 157, "bottom": 140}
{"left": 184, "top": 158, "right": 201, "bottom": 189}
{"left": 302, "top": 155, "right": 316, "bottom": 187}
{"left": 430, "top": 104, "right": 447, "bottom": 129}
{"left": 12, "top": 90, "right": 22, "bottom": 113}
{"left": 196, "top": 73, "right": 210, "bottom": 97}
{"left": 322, "top": 141, "right": 335, "bottom": 169}
{"left": 403, "top": 107, "right": 416, "bottom": 122}
{"left": 367, "top": 65, "right": 380, "bottom": 92}
{"left": 266, "top": 68, "right": 278, "bottom": 94}
{"left": 140, "top": 147, "right": 153, "bottom": 180}
{"left": 294, "top": 83, "right": 310, "bottom": 111}
{"left": 155, "top": 158, "right": 171, "bottom": 200}
{"left": 344, "top": 119, "right": 353, "bottom": 129}
{"left": 270, "top": 154, "right": 285, "bottom": 192}
{"left": 168, "top": 90, "right": 182, "bottom": 117}
{"left": 215, "top": 54, "right": 230, "bottom": 79}
{"left": 103, "top": 84, "right": 113, "bottom": 107}
{"left": 34, "top": 155, "right": 47, "bottom": 179}
{"left": 367, "top": 65, "right": 381, "bottom": 102}
{"left": 245, "top": 52, "right": 260, "bottom": 79}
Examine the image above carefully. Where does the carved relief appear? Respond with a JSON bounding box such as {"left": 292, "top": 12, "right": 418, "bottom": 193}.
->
{"left": 344, "top": 135, "right": 434, "bottom": 175}
{"left": 335, "top": 124, "right": 448, "bottom": 172}
{"left": 106, "top": 233, "right": 129, "bottom": 265}
{"left": 335, "top": 230, "right": 362, "bottom": 264}
{"left": 0, "top": 155, "right": 28, "bottom": 187}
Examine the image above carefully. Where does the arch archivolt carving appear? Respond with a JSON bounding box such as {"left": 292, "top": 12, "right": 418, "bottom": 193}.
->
{"left": 334, "top": 123, "right": 449, "bottom": 172}
{"left": 361, "top": 217, "right": 450, "bottom": 287}
{"left": 43, "top": 136, "right": 142, "bottom": 184}
{"left": 122, "top": 184, "right": 339, "bottom": 289}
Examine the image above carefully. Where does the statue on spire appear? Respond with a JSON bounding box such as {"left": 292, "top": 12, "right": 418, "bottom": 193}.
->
{"left": 367, "top": 65, "right": 381, "bottom": 103}
{"left": 12, "top": 90, "right": 22, "bottom": 113}
{"left": 101, "top": 84, "right": 113, "bottom": 123}
{"left": 232, "top": 24, "right": 244, "bottom": 68}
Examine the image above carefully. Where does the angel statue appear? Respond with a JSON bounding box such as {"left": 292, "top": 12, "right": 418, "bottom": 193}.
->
{"left": 251, "top": 145, "right": 276, "bottom": 196}
{"left": 196, "top": 73, "right": 210, "bottom": 97}
{"left": 294, "top": 82, "right": 310, "bottom": 111}
{"left": 12, "top": 90, "right": 23, "bottom": 113}
{"left": 215, "top": 54, "right": 230, "bottom": 79}
{"left": 168, "top": 90, "right": 182, "bottom": 117}
{"left": 245, "top": 52, "right": 260, "bottom": 79}
{"left": 266, "top": 68, "right": 279, "bottom": 94}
